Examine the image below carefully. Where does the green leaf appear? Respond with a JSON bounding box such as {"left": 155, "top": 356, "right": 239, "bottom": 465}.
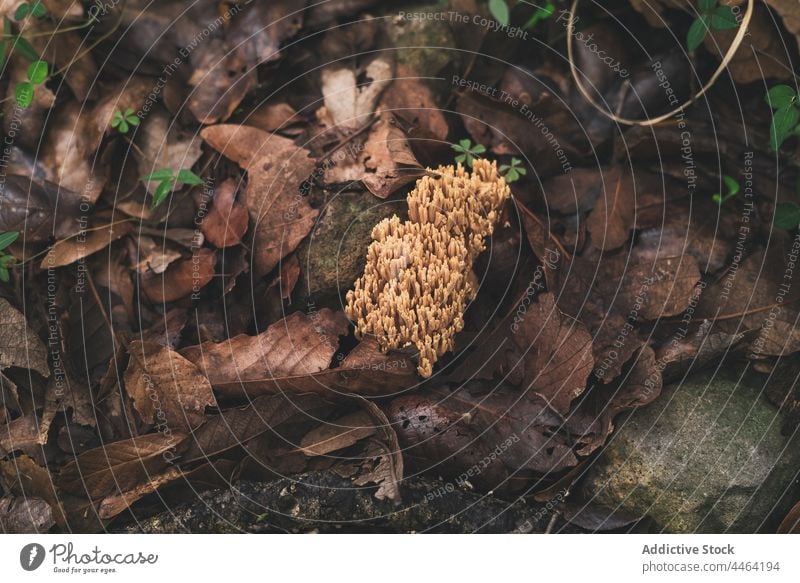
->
{"left": 0, "top": 231, "right": 19, "bottom": 251}
{"left": 26, "top": 59, "right": 48, "bottom": 84}
{"left": 14, "top": 3, "right": 30, "bottom": 20}
{"left": 30, "top": 1, "right": 46, "bottom": 17}
{"left": 687, "top": 15, "right": 710, "bottom": 52}
{"left": 488, "top": 0, "right": 509, "bottom": 26}
{"left": 769, "top": 106, "right": 800, "bottom": 151}
{"left": 151, "top": 180, "right": 174, "bottom": 209}
{"left": 723, "top": 174, "right": 739, "bottom": 196}
{"left": 766, "top": 85, "right": 797, "bottom": 110}
{"left": 710, "top": 5, "right": 738, "bottom": 30}
{"left": 698, "top": 0, "right": 716, "bottom": 12}
{"left": 110, "top": 111, "right": 122, "bottom": 127}
{"left": 176, "top": 169, "right": 203, "bottom": 186}
{"left": 11, "top": 35, "right": 38, "bottom": 60}
{"left": 774, "top": 202, "right": 800, "bottom": 230}
{"left": 0, "top": 266, "right": 9, "bottom": 282}
{"left": 711, "top": 193, "right": 723, "bottom": 205}
{"left": 15, "top": 81, "right": 34, "bottom": 108}
{"left": 142, "top": 168, "right": 175, "bottom": 182}
{"left": 126, "top": 114, "right": 140, "bottom": 126}
{"left": 458, "top": 138, "right": 472, "bottom": 150}
{"left": 454, "top": 153, "right": 467, "bottom": 165}
{"left": 117, "top": 120, "right": 129, "bottom": 134}
{"left": 471, "top": 144, "right": 486, "bottom": 154}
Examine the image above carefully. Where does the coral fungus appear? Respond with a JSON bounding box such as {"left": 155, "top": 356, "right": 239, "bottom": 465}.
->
{"left": 346, "top": 159, "right": 511, "bottom": 377}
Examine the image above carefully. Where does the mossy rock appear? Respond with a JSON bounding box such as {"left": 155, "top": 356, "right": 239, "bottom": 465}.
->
{"left": 294, "top": 191, "right": 403, "bottom": 310}
{"left": 582, "top": 367, "right": 800, "bottom": 533}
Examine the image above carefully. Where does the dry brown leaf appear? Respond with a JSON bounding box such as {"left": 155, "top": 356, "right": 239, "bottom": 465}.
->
{"left": 140, "top": 248, "right": 217, "bottom": 303}
{"left": 201, "top": 125, "right": 318, "bottom": 278}
{"left": 200, "top": 178, "right": 249, "bottom": 248}
{"left": 59, "top": 433, "right": 185, "bottom": 499}
{"left": 0, "top": 297, "right": 49, "bottom": 377}
{"left": 586, "top": 167, "right": 636, "bottom": 251}
{"left": 40, "top": 220, "right": 133, "bottom": 269}
{"left": 0, "top": 497, "right": 54, "bottom": 533}
{"left": 0, "top": 455, "right": 66, "bottom": 528}
{"left": 300, "top": 410, "right": 376, "bottom": 456}
{"left": 512, "top": 293, "right": 594, "bottom": 414}
{"left": 97, "top": 467, "right": 185, "bottom": 520}
{"left": 125, "top": 340, "right": 216, "bottom": 432}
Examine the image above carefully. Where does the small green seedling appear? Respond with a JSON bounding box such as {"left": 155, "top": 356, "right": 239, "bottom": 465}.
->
{"left": 489, "top": 0, "right": 556, "bottom": 29}
{"left": 142, "top": 168, "right": 204, "bottom": 209}
{"left": 15, "top": 59, "right": 48, "bottom": 108}
{"left": 712, "top": 174, "right": 740, "bottom": 205}
{"left": 686, "top": 0, "right": 738, "bottom": 52}
{"left": 14, "top": 1, "right": 47, "bottom": 20}
{"left": 499, "top": 157, "right": 527, "bottom": 183}
{"left": 765, "top": 84, "right": 800, "bottom": 152}
{"left": 488, "top": 0, "right": 510, "bottom": 26}
{"left": 111, "top": 108, "right": 140, "bottom": 134}
{"left": 0, "top": 231, "right": 19, "bottom": 282}
{"left": 452, "top": 139, "right": 486, "bottom": 168}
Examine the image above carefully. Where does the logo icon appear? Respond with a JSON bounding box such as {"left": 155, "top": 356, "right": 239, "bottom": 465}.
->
{"left": 20, "top": 543, "right": 46, "bottom": 571}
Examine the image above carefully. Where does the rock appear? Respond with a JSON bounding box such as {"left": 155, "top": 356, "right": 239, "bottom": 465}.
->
{"left": 384, "top": 1, "right": 461, "bottom": 88}
{"left": 115, "top": 471, "right": 567, "bottom": 533}
{"left": 294, "top": 191, "right": 402, "bottom": 309}
{"left": 581, "top": 366, "right": 800, "bottom": 533}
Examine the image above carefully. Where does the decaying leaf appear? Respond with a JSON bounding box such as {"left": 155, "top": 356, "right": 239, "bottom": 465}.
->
{"left": 0, "top": 497, "right": 54, "bottom": 533}
{"left": 125, "top": 340, "right": 216, "bottom": 432}
{"left": 0, "top": 298, "right": 49, "bottom": 377}
{"left": 201, "top": 125, "right": 318, "bottom": 278}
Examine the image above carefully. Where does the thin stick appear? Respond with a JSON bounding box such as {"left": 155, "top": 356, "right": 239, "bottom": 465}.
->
{"left": 566, "top": 0, "right": 754, "bottom": 127}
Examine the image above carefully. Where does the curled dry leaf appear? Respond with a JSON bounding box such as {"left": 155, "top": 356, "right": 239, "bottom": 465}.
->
{"left": 201, "top": 125, "right": 318, "bottom": 278}
{"left": 140, "top": 248, "right": 217, "bottom": 304}
{"left": 0, "top": 298, "right": 49, "bottom": 377}
{"left": 0, "top": 175, "right": 84, "bottom": 243}
{"left": 0, "top": 455, "right": 67, "bottom": 528}
{"left": 300, "top": 410, "right": 376, "bottom": 456}
{"left": 125, "top": 340, "right": 217, "bottom": 432}
{"left": 200, "top": 178, "right": 249, "bottom": 248}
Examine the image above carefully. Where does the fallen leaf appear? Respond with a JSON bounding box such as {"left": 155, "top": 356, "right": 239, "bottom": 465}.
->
{"left": 200, "top": 178, "right": 249, "bottom": 248}
{"left": 300, "top": 410, "right": 376, "bottom": 456}
{"left": 201, "top": 125, "right": 319, "bottom": 278}
{"left": 0, "top": 298, "right": 49, "bottom": 377}
{"left": 125, "top": 340, "right": 217, "bottom": 432}
{"left": 97, "top": 467, "right": 185, "bottom": 520}
{"left": 40, "top": 219, "right": 133, "bottom": 269}
{"left": 140, "top": 248, "right": 217, "bottom": 303}
{"left": 59, "top": 433, "right": 185, "bottom": 499}
{"left": 0, "top": 497, "right": 54, "bottom": 533}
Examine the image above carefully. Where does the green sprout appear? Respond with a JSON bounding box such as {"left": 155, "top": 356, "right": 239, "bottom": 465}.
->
{"left": 499, "top": 157, "right": 527, "bottom": 183}
{"left": 111, "top": 108, "right": 140, "bottom": 134}
{"left": 452, "top": 138, "right": 486, "bottom": 168}
{"left": 142, "top": 168, "right": 204, "bottom": 209}
{"left": 711, "top": 174, "right": 740, "bottom": 205}
{"left": 765, "top": 84, "right": 800, "bottom": 152}
{"left": 686, "top": 0, "right": 738, "bottom": 52}
{"left": 15, "top": 59, "right": 48, "bottom": 108}
{"left": 0, "top": 231, "right": 19, "bottom": 282}
{"left": 488, "top": 0, "right": 556, "bottom": 29}
{"left": 14, "top": 1, "right": 47, "bottom": 20}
